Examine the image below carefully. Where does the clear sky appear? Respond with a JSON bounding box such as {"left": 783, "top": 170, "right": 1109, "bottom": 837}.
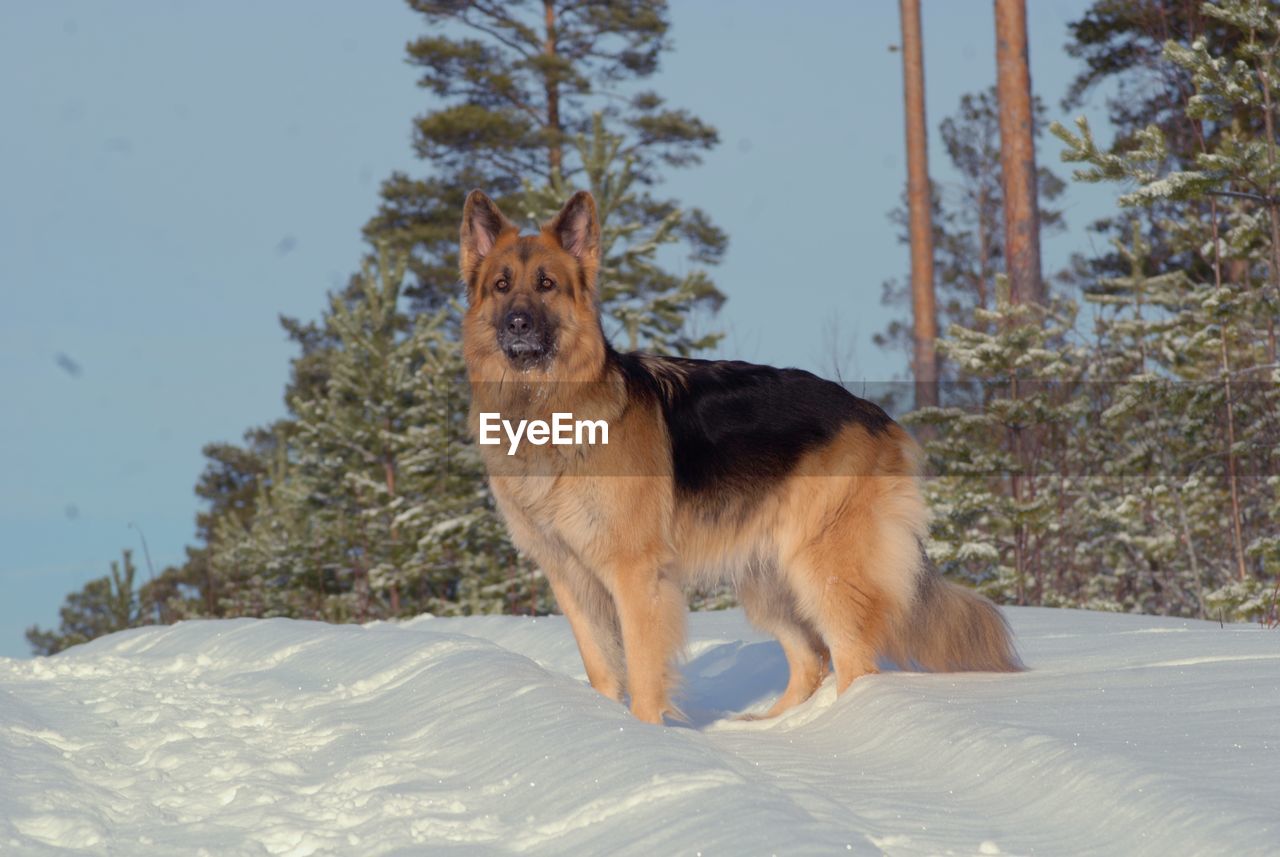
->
{"left": 0, "top": 0, "right": 1116, "bottom": 658}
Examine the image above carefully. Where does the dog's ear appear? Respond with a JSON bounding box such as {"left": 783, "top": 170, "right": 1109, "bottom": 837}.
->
{"left": 544, "top": 191, "right": 601, "bottom": 282}
{"left": 460, "top": 190, "right": 517, "bottom": 286}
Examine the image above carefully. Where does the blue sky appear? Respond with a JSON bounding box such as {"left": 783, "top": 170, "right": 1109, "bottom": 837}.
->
{"left": 0, "top": 0, "right": 1116, "bottom": 657}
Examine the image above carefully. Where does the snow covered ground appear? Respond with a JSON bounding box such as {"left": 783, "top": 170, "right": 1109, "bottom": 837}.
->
{"left": 1, "top": 607, "right": 1276, "bottom": 856}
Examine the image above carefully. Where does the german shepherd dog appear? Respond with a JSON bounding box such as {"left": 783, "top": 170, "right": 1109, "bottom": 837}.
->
{"left": 460, "top": 190, "right": 1020, "bottom": 724}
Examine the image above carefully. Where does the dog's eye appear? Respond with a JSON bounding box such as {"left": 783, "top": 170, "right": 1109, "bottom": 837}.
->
{"left": 494, "top": 278, "right": 510, "bottom": 292}
{"left": 537, "top": 276, "right": 555, "bottom": 291}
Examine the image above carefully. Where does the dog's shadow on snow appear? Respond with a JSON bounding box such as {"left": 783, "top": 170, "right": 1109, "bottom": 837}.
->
{"left": 676, "top": 640, "right": 902, "bottom": 729}
{"left": 677, "top": 640, "right": 789, "bottom": 728}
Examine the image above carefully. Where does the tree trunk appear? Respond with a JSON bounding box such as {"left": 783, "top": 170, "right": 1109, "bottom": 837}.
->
{"left": 1256, "top": 50, "right": 1280, "bottom": 362}
{"left": 976, "top": 185, "right": 992, "bottom": 318}
{"left": 1208, "top": 199, "right": 1250, "bottom": 584}
{"left": 993, "top": 0, "right": 1044, "bottom": 305}
{"left": 543, "top": 0, "right": 562, "bottom": 181}
{"left": 900, "top": 0, "right": 939, "bottom": 409}
{"left": 1173, "top": 488, "right": 1206, "bottom": 619}
{"left": 383, "top": 422, "right": 401, "bottom": 616}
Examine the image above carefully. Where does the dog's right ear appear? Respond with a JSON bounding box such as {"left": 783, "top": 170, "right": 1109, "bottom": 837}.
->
{"left": 460, "top": 190, "right": 517, "bottom": 290}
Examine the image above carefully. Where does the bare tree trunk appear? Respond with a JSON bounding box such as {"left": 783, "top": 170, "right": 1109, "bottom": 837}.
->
{"left": 1173, "top": 489, "right": 1206, "bottom": 619}
{"left": 976, "top": 186, "right": 992, "bottom": 319}
{"left": 1256, "top": 31, "right": 1280, "bottom": 362}
{"left": 383, "top": 421, "right": 401, "bottom": 616}
{"left": 543, "top": 0, "right": 562, "bottom": 181}
{"left": 205, "top": 563, "right": 218, "bottom": 616}
{"left": 900, "top": 0, "right": 939, "bottom": 409}
{"left": 994, "top": 0, "right": 1044, "bottom": 305}
{"left": 1209, "top": 199, "right": 1250, "bottom": 583}
{"left": 994, "top": 0, "right": 1043, "bottom": 603}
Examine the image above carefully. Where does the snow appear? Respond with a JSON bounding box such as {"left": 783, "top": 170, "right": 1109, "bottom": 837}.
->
{"left": 1, "top": 608, "right": 1277, "bottom": 856}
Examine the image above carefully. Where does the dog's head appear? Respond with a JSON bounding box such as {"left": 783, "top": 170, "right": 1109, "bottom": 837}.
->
{"left": 460, "top": 190, "right": 604, "bottom": 381}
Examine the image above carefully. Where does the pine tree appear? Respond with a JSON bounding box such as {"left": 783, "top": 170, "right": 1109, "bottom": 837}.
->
{"left": 1051, "top": 0, "right": 1279, "bottom": 620}
{"left": 27, "top": 550, "right": 148, "bottom": 655}
{"left": 208, "top": 438, "right": 331, "bottom": 620}
{"left": 143, "top": 427, "right": 283, "bottom": 621}
{"left": 1073, "top": 223, "right": 1217, "bottom": 615}
{"left": 366, "top": 0, "right": 726, "bottom": 313}
{"left": 1064, "top": 0, "right": 1247, "bottom": 158}
{"left": 910, "top": 276, "right": 1084, "bottom": 605}
{"left": 910, "top": 0, "right": 1280, "bottom": 621}
{"left": 1061, "top": 0, "right": 1253, "bottom": 284}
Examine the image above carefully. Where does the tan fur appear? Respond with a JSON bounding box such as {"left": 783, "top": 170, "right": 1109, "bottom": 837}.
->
{"left": 884, "top": 574, "right": 1022, "bottom": 673}
{"left": 460, "top": 190, "right": 1019, "bottom": 724}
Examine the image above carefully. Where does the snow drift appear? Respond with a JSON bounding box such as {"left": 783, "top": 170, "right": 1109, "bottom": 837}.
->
{"left": 1, "top": 607, "right": 1276, "bottom": 855}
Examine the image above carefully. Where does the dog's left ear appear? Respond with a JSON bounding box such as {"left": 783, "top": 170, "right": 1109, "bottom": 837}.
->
{"left": 544, "top": 191, "right": 601, "bottom": 283}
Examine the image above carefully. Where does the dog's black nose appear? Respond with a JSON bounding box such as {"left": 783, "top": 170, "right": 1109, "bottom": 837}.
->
{"left": 505, "top": 311, "right": 532, "bottom": 336}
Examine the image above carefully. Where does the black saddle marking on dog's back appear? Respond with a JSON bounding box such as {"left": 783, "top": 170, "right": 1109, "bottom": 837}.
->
{"left": 612, "top": 349, "right": 895, "bottom": 517}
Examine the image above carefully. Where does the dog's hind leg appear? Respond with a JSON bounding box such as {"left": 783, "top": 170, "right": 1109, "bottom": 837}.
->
{"left": 737, "top": 573, "right": 828, "bottom": 718}
{"left": 817, "top": 578, "right": 887, "bottom": 695}
{"left": 783, "top": 478, "right": 925, "bottom": 696}
{"left": 788, "top": 549, "right": 887, "bottom": 695}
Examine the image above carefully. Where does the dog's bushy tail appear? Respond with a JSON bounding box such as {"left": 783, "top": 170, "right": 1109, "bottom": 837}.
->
{"left": 884, "top": 559, "right": 1022, "bottom": 673}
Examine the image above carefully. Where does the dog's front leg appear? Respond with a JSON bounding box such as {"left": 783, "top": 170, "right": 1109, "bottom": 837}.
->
{"left": 606, "top": 563, "right": 686, "bottom": 724}
{"left": 489, "top": 486, "right": 625, "bottom": 701}
{"left": 542, "top": 562, "right": 624, "bottom": 701}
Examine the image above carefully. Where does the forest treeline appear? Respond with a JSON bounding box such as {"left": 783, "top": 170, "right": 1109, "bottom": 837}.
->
{"left": 30, "top": 0, "right": 1280, "bottom": 655}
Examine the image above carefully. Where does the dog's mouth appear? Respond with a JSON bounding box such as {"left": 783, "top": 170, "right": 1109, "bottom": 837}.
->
{"left": 499, "top": 335, "right": 553, "bottom": 370}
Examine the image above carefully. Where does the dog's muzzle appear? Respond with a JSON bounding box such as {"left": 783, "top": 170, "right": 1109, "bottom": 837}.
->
{"left": 499, "top": 310, "right": 550, "bottom": 367}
